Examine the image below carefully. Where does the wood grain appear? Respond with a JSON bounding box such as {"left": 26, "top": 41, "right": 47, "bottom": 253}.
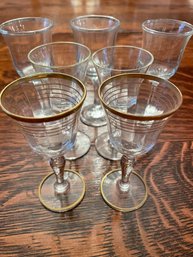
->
{"left": 0, "top": 0, "right": 193, "bottom": 256}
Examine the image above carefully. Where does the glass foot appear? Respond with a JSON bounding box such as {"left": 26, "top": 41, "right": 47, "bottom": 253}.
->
{"left": 80, "top": 104, "right": 107, "bottom": 127}
{"left": 95, "top": 132, "right": 122, "bottom": 160}
{"left": 39, "top": 170, "right": 85, "bottom": 212}
{"left": 65, "top": 131, "right": 91, "bottom": 160}
{"left": 101, "top": 169, "right": 147, "bottom": 212}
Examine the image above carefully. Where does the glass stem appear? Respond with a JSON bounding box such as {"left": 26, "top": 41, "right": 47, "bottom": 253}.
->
{"left": 50, "top": 156, "right": 69, "bottom": 194}
{"left": 93, "top": 80, "right": 100, "bottom": 106}
{"left": 119, "top": 155, "right": 134, "bottom": 192}
{"left": 88, "top": 62, "right": 100, "bottom": 106}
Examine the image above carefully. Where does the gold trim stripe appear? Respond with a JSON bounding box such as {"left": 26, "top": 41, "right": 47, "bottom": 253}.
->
{"left": 0, "top": 73, "right": 86, "bottom": 123}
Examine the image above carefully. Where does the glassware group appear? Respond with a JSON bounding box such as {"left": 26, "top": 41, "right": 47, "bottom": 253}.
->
{"left": 0, "top": 16, "right": 191, "bottom": 212}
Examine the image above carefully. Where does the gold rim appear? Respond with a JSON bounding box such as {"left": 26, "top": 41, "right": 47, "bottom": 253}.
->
{"left": 98, "top": 73, "right": 183, "bottom": 121}
{"left": 38, "top": 170, "right": 86, "bottom": 213}
{"left": 0, "top": 72, "right": 87, "bottom": 123}
{"left": 100, "top": 169, "right": 148, "bottom": 212}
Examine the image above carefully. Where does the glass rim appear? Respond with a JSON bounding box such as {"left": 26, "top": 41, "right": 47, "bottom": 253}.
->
{"left": 28, "top": 41, "right": 91, "bottom": 69}
{"left": 99, "top": 73, "right": 183, "bottom": 121}
{"left": 0, "top": 17, "right": 54, "bottom": 35}
{"left": 0, "top": 72, "right": 86, "bottom": 123}
{"left": 92, "top": 45, "right": 154, "bottom": 72}
{"left": 142, "top": 18, "right": 193, "bottom": 36}
{"left": 70, "top": 14, "right": 120, "bottom": 32}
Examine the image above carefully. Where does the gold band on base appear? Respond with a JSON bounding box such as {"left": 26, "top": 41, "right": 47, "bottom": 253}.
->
{"left": 100, "top": 169, "right": 148, "bottom": 212}
{"left": 39, "top": 170, "right": 86, "bottom": 213}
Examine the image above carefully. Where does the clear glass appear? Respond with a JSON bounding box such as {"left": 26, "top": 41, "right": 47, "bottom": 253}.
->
{"left": 0, "top": 73, "right": 87, "bottom": 213}
{"left": 70, "top": 15, "right": 120, "bottom": 127}
{"left": 28, "top": 41, "right": 91, "bottom": 160}
{"left": 92, "top": 45, "right": 154, "bottom": 160}
{"left": 0, "top": 17, "right": 53, "bottom": 77}
{"left": 142, "top": 19, "right": 193, "bottom": 79}
{"left": 99, "top": 73, "right": 182, "bottom": 212}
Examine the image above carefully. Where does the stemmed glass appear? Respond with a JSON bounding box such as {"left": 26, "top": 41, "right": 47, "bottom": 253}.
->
{"left": 142, "top": 18, "right": 193, "bottom": 79}
{"left": 70, "top": 15, "right": 120, "bottom": 127}
{"left": 0, "top": 73, "right": 87, "bottom": 212}
{"left": 98, "top": 73, "right": 182, "bottom": 212}
{"left": 0, "top": 17, "right": 53, "bottom": 77}
{"left": 28, "top": 41, "right": 91, "bottom": 160}
{"left": 92, "top": 45, "right": 154, "bottom": 160}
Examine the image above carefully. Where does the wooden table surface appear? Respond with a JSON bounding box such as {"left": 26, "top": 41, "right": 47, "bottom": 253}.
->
{"left": 0, "top": 0, "right": 193, "bottom": 256}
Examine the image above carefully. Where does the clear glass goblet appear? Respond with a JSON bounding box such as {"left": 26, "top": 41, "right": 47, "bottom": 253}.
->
{"left": 0, "top": 73, "right": 87, "bottom": 212}
{"left": 142, "top": 18, "right": 193, "bottom": 79}
{"left": 28, "top": 41, "right": 91, "bottom": 160}
{"left": 70, "top": 15, "right": 120, "bottom": 127}
{"left": 99, "top": 73, "right": 182, "bottom": 212}
{"left": 0, "top": 17, "right": 53, "bottom": 77}
{"left": 92, "top": 45, "right": 154, "bottom": 160}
